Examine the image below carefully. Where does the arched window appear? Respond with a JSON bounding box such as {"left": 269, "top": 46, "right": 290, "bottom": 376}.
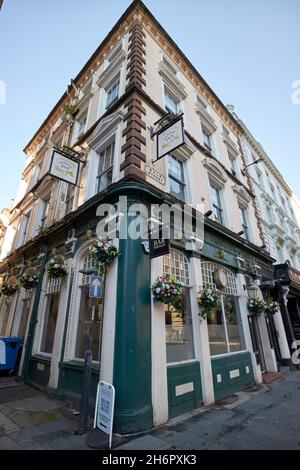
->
{"left": 201, "top": 262, "right": 237, "bottom": 295}
{"left": 201, "top": 262, "right": 245, "bottom": 356}
{"left": 75, "top": 252, "right": 101, "bottom": 361}
{"left": 39, "top": 267, "right": 62, "bottom": 355}
{"left": 163, "top": 249, "right": 190, "bottom": 286}
{"left": 163, "top": 249, "right": 194, "bottom": 363}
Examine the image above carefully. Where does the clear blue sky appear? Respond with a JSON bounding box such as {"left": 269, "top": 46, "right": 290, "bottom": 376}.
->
{"left": 0, "top": 0, "right": 299, "bottom": 209}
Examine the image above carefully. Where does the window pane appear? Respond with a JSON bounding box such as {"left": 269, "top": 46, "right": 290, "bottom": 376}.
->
{"left": 18, "top": 299, "right": 31, "bottom": 338}
{"left": 223, "top": 295, "right": 246, "bottom": 352}
{"left": 98, "top": 168, "right": 113, "bottom": 193}
{"left": 0, "top": 305, "right": 10, "bottom": 336}
{"left": 165, "top": 288, "right": 195, "bottom": 363}
{"left": 165, "top": 92, "right": 179, "bottom": 114}
{"left": 40, "top": 292, "right": 60, "bottom": 354}
{"left": 207, "top": 301, "right": 228, "bottom": 355}
{"left": 203, "top": 130, "right": 211, "bottom": 149}
{"left": 75, "top": 286, "right": 101, "bottom": 360}
{"left": 169, "top": 176, "right": 185, "bottom": 201}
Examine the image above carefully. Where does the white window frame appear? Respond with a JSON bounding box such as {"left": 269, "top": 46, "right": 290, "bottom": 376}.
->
{"left": 63, "top": 245, "right": 101, "bottom": 364}
{"left": 163, "top": 248, "right": 196, "bottom": 364}
{"left": 201, "top": 261, "right": 246, "bottom": 357}
{"left": 167, "top": 153, "right": 186, "bottom": 202}
{"left": 33, "top": 273, "right": 62, "bottom": 358}
{"left": 201, "top": 122, "right": 216, "bottom": 155}
{"left": 239, "top": 205, "right": 250, "bottom": 241}
{"left": 210, "top": 184, "right": 224, "bottom": 225}
{"left": 164, "top": 85, "right": 181, "bottom": 115}
{"left": 106, "top": 78, "right": 120, "bottom": 109}
{"left": 95, "top": 138, "right": 116, "bottom": 194}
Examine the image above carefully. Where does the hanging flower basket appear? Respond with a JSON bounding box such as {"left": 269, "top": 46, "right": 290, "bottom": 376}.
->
{"left": 152, "top": 276, "right": 184, "bottom": 306}
{"left": 19, "top": 267, "right": 39, "bottom": 290}
{"left": 48, "top": 255, "right": 68, "bottom": 280}
{"left": 247, "top": 298, "right": 265, "bottom": 316}
{"left": 197, "top": 285, "right": 220, "bottom": 319}
{"left": 0, "top": 276, "right": 19, "bottom": 297}
{"left": 264, "top": 298, "right": 279, "bottom": 316}
{"left": 89, "top": 239, "right": 120, "bottom": 272}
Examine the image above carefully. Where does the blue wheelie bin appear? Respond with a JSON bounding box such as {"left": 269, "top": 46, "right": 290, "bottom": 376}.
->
{"left": 0, "top": 337, "right": 24, "bottom": 374}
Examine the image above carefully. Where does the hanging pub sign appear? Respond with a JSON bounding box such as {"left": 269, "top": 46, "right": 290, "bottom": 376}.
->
{"left": 149, "top": 238, "right": 170, "bottom": 259}
{"left": 49, "top": 148, "right": 80, "bottom": 186}
{"left": 156, "top": 117, "right": 185, "bottom": 161}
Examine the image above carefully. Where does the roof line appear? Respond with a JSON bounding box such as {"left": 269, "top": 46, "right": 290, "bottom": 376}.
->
{"left": 24, "top": 0, "right": 243, "bottom": 153}
{"left": 23, "top": 0, "right": 140, "bottom": 153}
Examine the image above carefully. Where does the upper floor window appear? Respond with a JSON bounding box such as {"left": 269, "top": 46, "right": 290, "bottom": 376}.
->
{"left": 281, "top": 197, "right": 286, "bottom": 211}
{"left": 40, "top": 198, "right": 50, "bottom": 231}
{"left": 18, "top": 211, "right": 31, "bottom": 247}
{"left": 107, "top": 42, "right": 123, "bottom": 66}
{"left": 256, "top": 169, "right": 264, "bottom": 189}
{"left": 164, "top": 88, "right": 180, "bottom": 115}
{"left": 197, "top": 95, "right": 208, "bottom": 110}
{"left": 106, "top": 80, "right": 120, "bottom": 109}
{"left": 210, "top": 185, "right": 224, "bottom": 225}
{"left": 65, "top": 184, "right": 76, "bottom": 214}
{"left": 74, "top": 109, "right": 88, "bottom": 142}
{"left": 239, "top": 206, "right": 250, "bottom": 240}
{"left": 228, "top": 151, "right": 239, "bottom": 178}
{"left": 97, "top": 141, "right": 115, "bottom": 193}
{"left": 270, "top": 183, "right": 275, "bottom": 199}
{"left": 222, "top": 125, "right": 230, "bottom": 137}
{"left": 202, "top": 127, "right": 213, "bottom": 153}
{"left": 162, "top": 56, "right": 178, "bottom": 77}
{"left": 266, "top": 204, "right": 274, "bottom": 224}
{"left": 168, "top": 154, "right": 185, "bottom": 201}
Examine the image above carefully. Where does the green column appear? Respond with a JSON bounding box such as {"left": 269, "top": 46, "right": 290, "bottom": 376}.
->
{"left": 113, "top": 224, "right": 153, "bottom": 433}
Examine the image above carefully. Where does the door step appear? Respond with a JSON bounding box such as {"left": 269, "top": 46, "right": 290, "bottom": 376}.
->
{"left": 262, "top": 371, "right": 282, "bottom": 384}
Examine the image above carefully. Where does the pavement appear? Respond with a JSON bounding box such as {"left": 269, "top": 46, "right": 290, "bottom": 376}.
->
{"left": 0, "top": 369, "right": 300, "bottom": 450}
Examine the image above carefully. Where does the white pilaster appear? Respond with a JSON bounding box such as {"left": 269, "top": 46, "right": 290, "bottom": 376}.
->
{"left": 48, "top": 260, "right": 73, "bottom": 389}
{"left": 189, "top": 256, "right": 214, "bottom": 404}
{"left": 151, "top": 255, "right": 168, "bottom": 426}
{"left": 99, "top": 239, "right": 119, "bottom": 384}
{"left": 273, "top": 310, "right": 291, "bottom": 361}
{"left": 257, "top": 314, "right": 278, "bottom": 372}
{"left": 236, "top": 273, "right": 262, "bottom": 384}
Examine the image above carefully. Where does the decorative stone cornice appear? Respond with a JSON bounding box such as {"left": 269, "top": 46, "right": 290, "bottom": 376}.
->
{"left": 203, "top": 158, "right": 228, "bottom": 188}
{"left": 86, "top": 110, "right": 125, "bottom": 148}
{"left": 158, "top": 61, "right": 187, "bottom": 100}
{"left": 195, "top": 104, "right": 217, "bottom": 133}
{"left": 222, "top": 133, "right": 239, "bottom": 156}
{"left": 96, "top": 50, "right": 127, "bottom": 88}
{"left": 232, "top": 184, "right": 252, "bottom": 207}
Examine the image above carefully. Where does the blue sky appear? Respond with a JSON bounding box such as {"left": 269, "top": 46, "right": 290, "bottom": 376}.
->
{"left": 0, "top": 0, "right": 299, "bottom": 209}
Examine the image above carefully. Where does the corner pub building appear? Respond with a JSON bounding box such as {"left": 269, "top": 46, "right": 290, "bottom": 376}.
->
{"left": 0, "top": 0, "right": 288, "bottom": 433}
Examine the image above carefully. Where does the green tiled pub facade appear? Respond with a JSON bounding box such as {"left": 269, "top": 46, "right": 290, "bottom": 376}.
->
{"left": 13, "top": 183, "right": 274, "bottom": 432}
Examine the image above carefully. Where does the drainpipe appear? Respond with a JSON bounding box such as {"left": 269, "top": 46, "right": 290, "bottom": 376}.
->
{"left": 21, "top": 246, "right": 49, "bottom": 382}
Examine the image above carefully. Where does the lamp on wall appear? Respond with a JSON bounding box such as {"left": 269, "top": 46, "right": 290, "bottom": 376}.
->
{"left": 241, "top": 158, "right": 263, "bottom": 176}
{"left": 246, "top": 283, "right": 259, "bottom": 299}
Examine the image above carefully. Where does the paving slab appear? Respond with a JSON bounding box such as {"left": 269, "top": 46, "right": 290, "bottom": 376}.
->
{"left": 117, "top": 435, "right": 172, "bottom": 450}
{"left": 0, "top": 411, "right": 20, "bottom": 434}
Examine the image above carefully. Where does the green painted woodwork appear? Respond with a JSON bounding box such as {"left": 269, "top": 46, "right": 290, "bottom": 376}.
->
{"left": 21, "top": 249, "right": 49, "bottom": 382}
{"left": 113, "top": 213, "right": 153, "bottom": 434}
{"left": 27, "top": 356, "right": 51, "bottom": 388}
{"left": 57, "top": 361, "right": 99, "bottom": 411}
{"left": 167, "top": 361, "right": 202, "bottom": 418}
{"left": 211, "top": 352, "right": 255, "bottom": 400}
